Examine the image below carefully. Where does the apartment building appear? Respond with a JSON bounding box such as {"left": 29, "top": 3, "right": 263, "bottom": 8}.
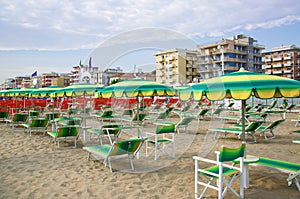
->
{"left": 14, "top": 76, "right": 31, "bottom": 88}
{"left": 154, "top": 48, "right": 199, "bottom": 86}
{"left": 51, "top": 76, "right": 71, "bottom": 87}
{"left": 263, "top": 45, "right": 300, "bottom": 80}
{"left": 93, "top": 67, "right": 123, "bottom": 86}
{"left": 197, "top": 34, "right": 265, "bottom": 80}
{"left": 41, "top": 72, "right": 60, "bottom": 87}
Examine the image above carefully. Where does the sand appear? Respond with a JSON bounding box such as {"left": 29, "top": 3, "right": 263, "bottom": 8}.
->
{"left": 0, "top": 111, "right": 300, "bottom": 199}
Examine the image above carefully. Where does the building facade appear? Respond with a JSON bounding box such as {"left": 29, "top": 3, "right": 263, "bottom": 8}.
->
{"left": 263, "top": 45, "right": 300, "bottom": 80}
{"left": 40, "top": 72, "right": 59, "bottom": 87}
{"left": 154, "top": 48, "right": 199, "bottom": 86}
{"left": 51, "top": 76, "right": 71, "bottom": 87}
{"left": 197, "top": 34, "right": 265, "bottom": 80}
{"left": 93, "top": 67, "right": 123, "bottom": 86}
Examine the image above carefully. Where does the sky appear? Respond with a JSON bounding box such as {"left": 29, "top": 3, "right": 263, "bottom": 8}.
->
{"left": 1, "top": 0, "right": 300, "bottom": 83}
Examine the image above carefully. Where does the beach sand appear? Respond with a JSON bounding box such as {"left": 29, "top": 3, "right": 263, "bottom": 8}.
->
{"left": 0, "top": 111, "right": 300, "bottom": 199}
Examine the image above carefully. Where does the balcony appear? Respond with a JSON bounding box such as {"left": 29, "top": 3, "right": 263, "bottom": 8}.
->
{"left": 156, "top": 57, "right": 163, "bottom": 62}
{"left": 284, "top": 70, "right": 293, "bottom": 74}
{"left": 265, "top": 65, "right": 271, "bottom": 69}
{"left": 264, "top": 58, "right": 271, "bottom": 62}
{"left": 166, "top": 64, "right": 174, "bottom": 68}
{"left": 186, "top": 64, "right": 192, "bottom": 68}
{"left": 156, "top": 65, "right": 164, "bottom": 69}
{"left": 168, "top": 56, "right": 175, "bottom": 61}
{"left": 167, "top": 70, "right": 175, "bottom": 75}
{"left": 265, "top": 71, "right": 272, "bottom": 74}
{"left": 273, "top": 57, "right": 282, "bottom": 61}
{"left": 192, "top": 64, "right": 199, "bottom": 69}
{"left": 156, "top": 72, "right": 164, "bottom": 77}
{"left": 168, "top": 79, "right": 174, "bottom": 83}
{"left": 283, "top": 56, "right": 291, "bottom": 60}
{"left": 273, "top": 70, "right": 282, "bottom": 74}
{"left": 273, "top": 64, "right": 282, "bottom": 68}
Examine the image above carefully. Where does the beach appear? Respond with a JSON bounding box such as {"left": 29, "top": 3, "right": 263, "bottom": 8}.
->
{"left": 0, "top": 111, "right": 300, "bottom": 199}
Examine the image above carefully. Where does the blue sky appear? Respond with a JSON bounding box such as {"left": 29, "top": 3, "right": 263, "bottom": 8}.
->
{"left": 0, "top": 0, "right": 300, "bottom": 83}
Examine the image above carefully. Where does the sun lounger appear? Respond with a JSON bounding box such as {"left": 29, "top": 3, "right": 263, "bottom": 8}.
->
{"left": 207, "top": 108, "right": 224, "bottom": 119}
{"left": 93, "top": 110, "right": 118, "bottom": 123}
{"left": 291, "top": 114, "right": 300, "bottom": 127}
{"left": 146, "top": 107, "right": 173, "bottom": 123}
{"left": 175, "top": 116, "right": 194, "bottom": 134}
{"left": 5, "top": 113, "right": 29, "bottom": 129}
{"left": 21, "top": 118, "right": 49, "bottom": 136}
{"left": 47, "top": 126, "right": 80, "bottom": 148}
{"left": 88, "top": 124, "right": 122, "bottom": 145}
{"left": 217, "top": 115, "right": 249, "bottom": 124}
{"left": 254, "top": 157, "right": 300, "bottom": 192}
{"left": 83, "top": 138, "right": 144, "bottom": 173}
{"left": 235, "top": 119, "right": 285, "bottom": 140}
{"left": 208, "top": 121, "right": 264, "bottom": 143}
{"left": 258, "top": 119, "right": 285, "bottom": 140}
{"left": 183, "top": 108, "right": 209, "bottom": 122}
{"left": 122, "top": 113, "right": 147, "bottom": 126}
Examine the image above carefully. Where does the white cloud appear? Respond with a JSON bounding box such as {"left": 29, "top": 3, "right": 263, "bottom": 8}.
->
{"left": 0, "top": 0, "right": 300, "bottom": 50}
{"left": 245, "top": 15, "right": 300, "bottom": 30}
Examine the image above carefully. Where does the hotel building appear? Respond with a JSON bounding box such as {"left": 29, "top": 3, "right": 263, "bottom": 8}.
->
{"left": 197, "top": 34, "right": 265, "bottom": 80}
{"left": 154, "top": 48, "right": 199, "bottom": 86}
{"left": 263, "top": 45, "right": 300, "bottom": 80}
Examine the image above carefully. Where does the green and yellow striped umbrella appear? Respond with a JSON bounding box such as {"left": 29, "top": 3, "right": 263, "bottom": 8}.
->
{"left": 0, "top": 88, "right": 20, "bottom": 97}
{"left": 97, "top": 78, "right": 175, "bottom": 98}
{"left": 179, "top": 69, "right": 300, "bottom": 141}
{"left": 0, "top": 88, "right": 37, "bottom": 97}
{"left": 52, "top": 83, "right": 103, "bottom": 97}
{"left": 29, "top": 86, "right": 62, "bottom": 98}
{"left": 179, "top": 69, "right": 300, "bottom": 101}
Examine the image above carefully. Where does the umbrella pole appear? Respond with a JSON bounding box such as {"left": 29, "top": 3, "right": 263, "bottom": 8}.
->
{"left": 83, "top": 92, "right": 87, "bottom": 145}
{"left": 241, "top": 100, "right": 246, "bottom": 141}
{"left": 136, "top": 96, "right": 140, "bottom": 122}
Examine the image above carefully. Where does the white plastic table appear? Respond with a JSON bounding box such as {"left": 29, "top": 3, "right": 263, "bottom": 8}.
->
{"left": 233, "top": 155, "right": 259, "bottom": 188}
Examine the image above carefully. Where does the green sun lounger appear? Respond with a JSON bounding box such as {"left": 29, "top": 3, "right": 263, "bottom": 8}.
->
{"left": 235, "top": 119, "right": 285, "bottom": 140}
{"left": 5, "top": 113, "right": 29, "bottom": 129}
{"left": 122, "top": 113, "right": 147, "bottom": 126}
{"left": 88, "top": 124, "right": 122, "bottom": 145}
{"left": 47, "top": 126, "right": 80, "bottom": 148}
{"left": 21, "top": 118, "right": 49, "bottom": 136}
{"left": 208, "top": 121, "right": 263, "bottom": 143}
{"left": 255, "top": 157, "right": 300, "bottom": 191}
{"left": 83, "top": 138, "right": 144, "bottom": 173}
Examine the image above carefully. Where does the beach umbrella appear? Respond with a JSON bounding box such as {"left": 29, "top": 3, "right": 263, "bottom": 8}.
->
{"left": 96, "top": 78, "right": 176, "bottom": 122}
{"left": 179, "top": 68, "right": 300, "bottom": 141}
{"left": 52, "top": 83, "right": 103, "bottom": 98}
{"left": 29, "top": 86, "right": 62, "bottom": 98}
{"left": 98, "top": 78, "right": 175, "bottom": 98}
{"left": 1, "top": 88, "right": 37, "bottom": 97}
{"left": 0, "top": 88, "right": 21, "bottom": 97}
